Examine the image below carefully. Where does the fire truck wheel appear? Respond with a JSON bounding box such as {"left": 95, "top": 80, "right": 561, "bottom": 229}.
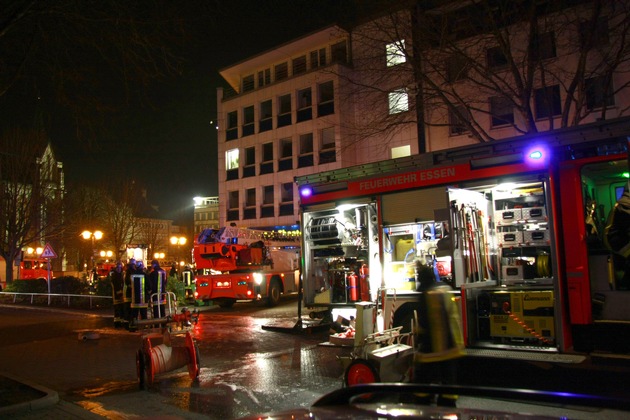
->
{"left": 344, "top": 359, "right": 380, "bottom": 387}
{"left": 217, "top": 299, "right": 235, "bottom": 308}
{"left": 267, "top": 279, "right": 281, "bottom": 307}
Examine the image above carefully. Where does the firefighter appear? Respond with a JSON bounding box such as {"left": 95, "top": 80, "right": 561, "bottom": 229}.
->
{"left": 412, "top": 259, "right": 465, "bottom": 407}
{"left": 109, "top": 261, "right": 126, "bottom": 328}
{"left": 129, "top": 259, "right": 149, "bottom": 330}
{"left": 149, "top": 260, "right": 167, "bottom": 319}
{"left": 123, "top": 258, "right": 135, "bottom": 328}
{"left": 605, "top": 182, "right": 630, "bottom": 289}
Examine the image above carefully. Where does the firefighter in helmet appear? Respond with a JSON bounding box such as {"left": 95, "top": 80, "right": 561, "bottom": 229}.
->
{"left": 149, "top": 259, "right": 167, "bottom": 319}
{"left": 108, "top": 261, "right": 126, "bottom": 328}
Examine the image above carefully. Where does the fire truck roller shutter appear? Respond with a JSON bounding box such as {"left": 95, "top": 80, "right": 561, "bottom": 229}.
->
{"left": 382, "top": 187, "right": 447, "bottom": 225}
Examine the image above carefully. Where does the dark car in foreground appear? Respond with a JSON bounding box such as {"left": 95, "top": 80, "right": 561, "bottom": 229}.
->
{"left": 237, "top": 383, "right": 630, "bottom": 420}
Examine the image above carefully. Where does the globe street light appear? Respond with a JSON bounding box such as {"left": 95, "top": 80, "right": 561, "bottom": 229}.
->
{"left": 81, "top": 230, "right": 103, "bottom": 279}
{"left": 170, "top": 236, "right": 187, "bottom": 265}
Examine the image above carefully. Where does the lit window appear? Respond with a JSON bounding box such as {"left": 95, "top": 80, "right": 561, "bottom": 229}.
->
{"left": 388, "top": 89, "right": 409, "bottom": 114}
{"left": 386, "top": 40, "right": 406, "bottom": 67}
{"left": 226, "top": 149, "right": 239, "bottom": 170}
{"left": 391, "top": 145, "right": 411, "bottom": 159}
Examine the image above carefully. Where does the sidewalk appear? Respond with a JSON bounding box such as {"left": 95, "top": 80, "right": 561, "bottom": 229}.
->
{"left": 0, "top": 301, "right": 216, "bottom": 419}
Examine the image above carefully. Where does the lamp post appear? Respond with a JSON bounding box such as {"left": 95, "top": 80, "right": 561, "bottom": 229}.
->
{"left": 170, "top": 236, "right": 187, "bottom": 265}
{"left": 81, "top": 230, "right": 103, "bottom": 281}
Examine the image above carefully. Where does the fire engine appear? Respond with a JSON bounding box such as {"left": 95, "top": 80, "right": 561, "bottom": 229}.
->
{"left": 192, "top": 227, "right": 300, "bottom": 308}
{"left": 296, "top": 117, "right": 630, "bottom": 362}
{"left": 19, "top": 258, "right": 49, "bottom": 280}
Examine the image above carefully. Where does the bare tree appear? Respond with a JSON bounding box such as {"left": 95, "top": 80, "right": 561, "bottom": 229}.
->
{"left": 335, "top": 0, "right": 630, "bottom": 152}
{"left": 101, "top": 180, "right": 143, "bottom": 262}
{"left": 0, "top": 128, "right": 64, "bottom": 285}
{"left": 136, "top": 217, "right": 170, "bottom": 262}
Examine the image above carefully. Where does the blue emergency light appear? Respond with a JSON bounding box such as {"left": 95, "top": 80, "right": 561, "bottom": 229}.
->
{"left": 299, "top": 186, "right": 313, "bottom": 197}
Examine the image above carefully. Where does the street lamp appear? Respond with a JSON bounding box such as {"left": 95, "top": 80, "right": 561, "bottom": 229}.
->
{"left": 170, "top": 236, "right": 187, "bottom": 265}
{"left": 81, "top": 230, "right": 103, "bottom": 278}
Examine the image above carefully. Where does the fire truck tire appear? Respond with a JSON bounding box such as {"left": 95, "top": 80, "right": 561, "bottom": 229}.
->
{"left": 217, "top": 299, "right": 235, "bottom": 308}
{"left": 267, "top": 279, "right": 281, "bottom": 307}
{"left": 344, "top": 359, "right": 380, "bottom": 387}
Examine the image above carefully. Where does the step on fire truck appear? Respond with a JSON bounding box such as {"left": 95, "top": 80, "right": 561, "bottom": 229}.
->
{"left": 192, "top": 227, "right": 300, "bottom": 308}
{"left": 296, "top": 117, "right": 630, "bottom": 364}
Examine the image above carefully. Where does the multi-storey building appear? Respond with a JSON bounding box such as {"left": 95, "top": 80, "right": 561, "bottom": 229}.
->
{"left": 215, "top": 1, "right": 629, "bottom": 230}
{"left": 193, "top": 196, "right": 219, "bottom": 234}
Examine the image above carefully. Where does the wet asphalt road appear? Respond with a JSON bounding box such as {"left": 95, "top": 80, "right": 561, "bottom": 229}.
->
{"left": 0, "top": 296, "right": 350, "bottom": 419}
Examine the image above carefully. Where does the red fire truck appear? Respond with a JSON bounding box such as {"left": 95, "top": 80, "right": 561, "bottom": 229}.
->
{"left": 192, "top": 227, "right": 300, "bottom": 308}
{"left": 296, "top": 117, "right": 630, "bottom": 361}
{"left": 19, "top": 258, "right": 49, "bottom": 280}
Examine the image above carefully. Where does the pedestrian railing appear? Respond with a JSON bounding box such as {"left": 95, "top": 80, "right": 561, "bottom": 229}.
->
{"left": 0, "top": 291, "right": 111, "bottom": 309}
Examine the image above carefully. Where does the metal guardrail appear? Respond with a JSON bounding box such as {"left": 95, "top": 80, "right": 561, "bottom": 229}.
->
{"left": 0, "top": 291, "right": 111, "bottom": 309}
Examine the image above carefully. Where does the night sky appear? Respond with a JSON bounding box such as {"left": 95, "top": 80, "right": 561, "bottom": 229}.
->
{"left": 0, "top": 1, "right": 370, "bottom": 225}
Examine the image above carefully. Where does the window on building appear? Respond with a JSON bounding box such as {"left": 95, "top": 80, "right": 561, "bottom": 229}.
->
{"left": 486, "top": 46, "right": 508, "bottom": 70}
{"left": 532, "top": 31, "right": 556, "bottom": 61}
{"left": 226, "top": 148, "right": 239, "bottom": 170}
{"left": 585, "top": 77, "right": 615, "bottom": 110}
{"left": 281, "top": 182, "right": 293, "bottom": 202}
{"left": 297, "top": 87, "right": 313, "bottom": 122}
{"left": 227, "top": 190, "right": 239, "bottom": 221}
{"left": 278, "top": 94, "right": 292, "bottom": 127}
{"left": 257, "top": 68, "right": 271, "bottom": 88}
{"left": 388, "top": 89, "right": 409, "bottom": 114}
{"left": 242, "top": 74, "right": 254, "bottom": 92}
{"left": 242, "top": 105, "right": 254, "bottom": 136}
{"left": 310, "top": 48, "right": 326, "bottom": 69}
{"left": 298, "top": 88, "right": 312, "bottom": 109}
{"left": 260, "top": 99, "right": 272, "bottom": 132}
{"left": 226, "top": 110, "right": 238, "bottom": 141}
{"left": 263, "top": 185, "right": 274, "bottom": 204}
{"left": 386, "top": 40, "right": 406, "bottom": 67}
{"left": 279, "top": 137, "right": 293, "bottom": 171}
{"left": 243, "top": 146, "right": 256, "bottom": 178}
{"left": 318, "top": 81, "right": 334, "bottom": 117}
{"left": 245, "top": 188, "right": 256, "bottom": 207}
{"left": 449, "top": 105, "right": 470, "bottom": 135}
{"left": 391, "top": 145, "right": 411, "bottom": 159}
{"left": 262, "top": 142, "right": 273, "bottom": 161}
{"left": 298, "top": 132, "right": 314, "bottom": 168}
{"left": 331, "top": 40, "right": 347, "bottom": 63}
{"left": 279, "top": 183, "right": 294, "bottom": 216}
{"left": 261, "top": 185, "right": 274, "bottom": 218}
{"left": 319, "top": 127, "right": 336, "bottom": 164}
{"left": 226, "top": 148, "right": 239, "bottom": 180}
{"left": 275, "top": 62, "right": 288, "bottom": 81}
{"left": 534, "top": 85, "right": 561, "bottom": 119}
{"left": 446, "top": 54, "right": 469, "bottom": 83}
{"left": 293, "top": 55, "right": 307, "bottom": 75}
{"left": 580, "top": 17, "right": 609, "bottom": 49}
{"left": 260, "top": 142, "right": 274, "bottom": 174}
{"left": 490, "top": 96, "right": 514, "bottom": 127}
{"left": 228, "top": 191, "right": 239, "bottom": 209}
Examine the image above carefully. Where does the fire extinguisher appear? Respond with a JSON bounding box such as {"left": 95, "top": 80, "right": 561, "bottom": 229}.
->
{"left": 359, "top": 264, "right": 370, "bottom": 301}
{"left": 347, "top": 272, "right": 358, "bottom": 301}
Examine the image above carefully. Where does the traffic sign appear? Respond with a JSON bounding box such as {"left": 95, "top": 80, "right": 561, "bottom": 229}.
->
{"left": 41, "top": 243, "right": 58, "bottom": 259}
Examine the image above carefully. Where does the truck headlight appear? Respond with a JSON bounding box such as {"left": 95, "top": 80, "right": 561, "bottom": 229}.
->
{"left": 253, "top": 272, "right": 263, "bottom": 285}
